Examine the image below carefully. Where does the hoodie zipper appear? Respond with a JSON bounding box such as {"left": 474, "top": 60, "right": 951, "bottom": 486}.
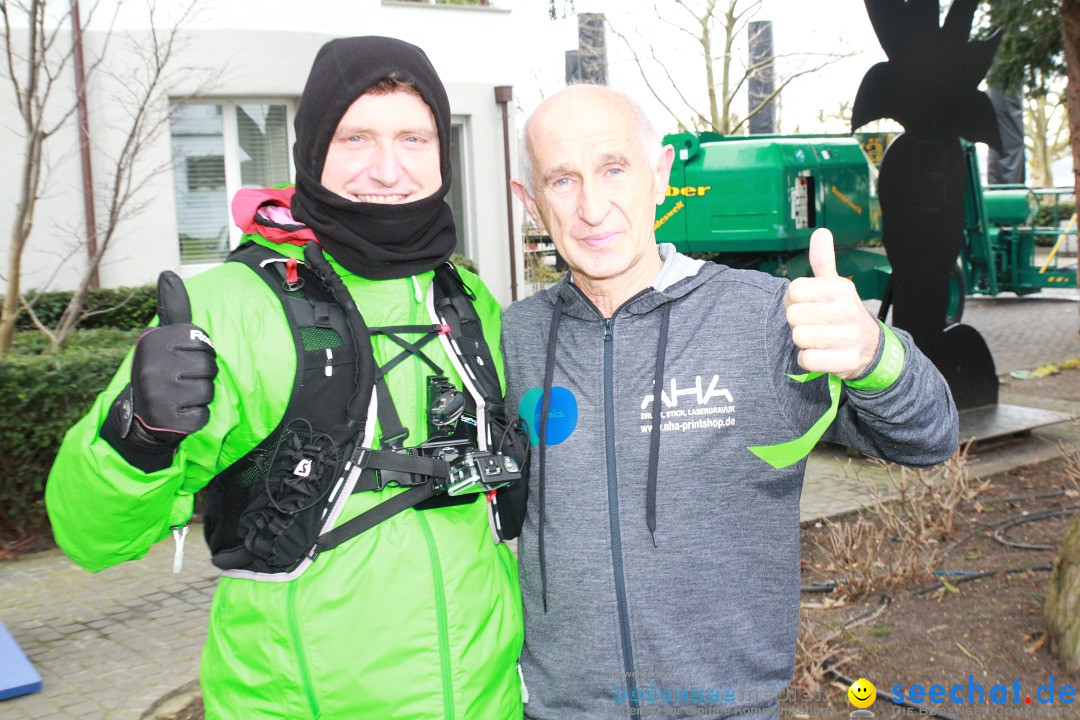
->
{"left": 561, "top": 283, "right": 653, "bottom": 717}
{"left": 603, "top": 316, "right": 640, "bottom": 717}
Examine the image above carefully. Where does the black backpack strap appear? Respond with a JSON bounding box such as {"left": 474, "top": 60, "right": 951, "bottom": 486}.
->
{"left": 432, "top": 264, "right": 503, "bottom": 409}
{"left": 315, "top": 483, "right": 441, "bottom": 553}
{"left": 432, "top": 263, "right": 530, "bottom": 541}
{"left": 203, "top": 242, "right": 361, "bottom": 567}
{"left": 371, "top": 325, "right": 446, "bottom": 377}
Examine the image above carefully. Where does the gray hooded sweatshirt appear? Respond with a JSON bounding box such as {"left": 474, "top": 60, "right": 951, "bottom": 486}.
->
{"left": 501, "top": 245, "right": 958, "bottom": 720}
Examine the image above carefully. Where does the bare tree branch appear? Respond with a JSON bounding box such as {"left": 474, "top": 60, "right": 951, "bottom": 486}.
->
{"left": 607, "top": 19, "right": 703, "bottom": 129}
{"left": 1, "top": 0, "right": 212, "bottom": 353}
{"left": 18, "top": 293, "right": 56, "bottom": 343}
{"left": 609, "top": 21, "right": 691, "bottom": 127}
{"left": 611, "top": 0, "right": 854, "bottom": 136}
{"left": 655, "top": 0, "right": 705, "bottom": 42}
{"left": 731, "top": 55, "right": 850, "bottom": 134}
{"left": 647, "top": 43, "right": 706, "bottom": 121}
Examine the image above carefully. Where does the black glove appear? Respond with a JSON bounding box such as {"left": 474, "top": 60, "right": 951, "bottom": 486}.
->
{"left": 101, "top": 271, "right": 217, "bottom": 472}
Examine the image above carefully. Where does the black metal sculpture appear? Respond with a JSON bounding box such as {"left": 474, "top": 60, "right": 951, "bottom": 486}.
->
{"left": 852, "top": 0, "right": 1002, "bottom": 410}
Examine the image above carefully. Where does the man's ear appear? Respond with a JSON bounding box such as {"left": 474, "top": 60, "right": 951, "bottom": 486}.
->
{"left": 511, "top": 180, "right": 543, "bottom": 226}
{"left": 652, "top": 145, "right": 676, "bottom": 206}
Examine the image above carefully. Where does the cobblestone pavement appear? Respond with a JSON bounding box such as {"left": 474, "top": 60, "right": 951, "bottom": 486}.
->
{"left": 1, "top": 541, "right": 217, "bottom": 719}
{"left": 0, "top": 289, "right": 1077, "bottom": 719}
{"left": 941, "top": 288, "right": 1079, "bottom": 374}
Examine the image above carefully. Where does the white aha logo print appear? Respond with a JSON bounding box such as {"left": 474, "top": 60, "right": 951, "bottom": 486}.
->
{"left": 640, "top": 375, "right": 733, "bottom": 410}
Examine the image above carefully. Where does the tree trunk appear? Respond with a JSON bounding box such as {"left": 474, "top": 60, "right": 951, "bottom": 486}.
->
{"left": 1045, "top": 513, "right": 1080, "bottom": 674}
{"left": 0, "top": 131, "right": 42, "bottom": 354}
{"left": 703, "top": 17, "right": 719, "bottom": 133}
{"left": 1045, "top": 10, "right": 1080, "bottom": 670}
{"left": 719, "top": 0, "right": 736, "bottom": 134}
{"left": 1064, "top": 1, "right": 1080, "bottom": 201}
{"left": 1026, "top": 94, "right": 1053, "bottom": 188}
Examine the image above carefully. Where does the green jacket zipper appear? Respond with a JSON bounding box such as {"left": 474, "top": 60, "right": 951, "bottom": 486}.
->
{"left": 418, "top": 511, "right": 455, "bottom": 720}
{"left": 411, "top": 277, "right": 426, "bottom": 438}
{"left": 287, "top": 581, "right": 321, "bottom": 719}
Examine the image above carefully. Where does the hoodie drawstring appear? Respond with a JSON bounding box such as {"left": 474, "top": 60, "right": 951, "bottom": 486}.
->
{"left": 645, "top": 302, "right": 672, "bottom": 546}
{"left": 537, "top": 294, "right": 565, "bottom": 613}
{"left": 537, "top": 293, "right": 672, "bottom": 609}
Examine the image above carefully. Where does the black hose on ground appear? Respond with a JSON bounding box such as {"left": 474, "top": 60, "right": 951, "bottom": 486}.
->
{"left": 808, "top": 502, "right": 1072, "bottom": 720}
{"left": 991, "top": 506, "right": 1079, "bottom": 551}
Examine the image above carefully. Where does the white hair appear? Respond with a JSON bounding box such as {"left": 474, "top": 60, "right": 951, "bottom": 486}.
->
{"left": 519, "top": 83, "right": 664, "bottom": 196}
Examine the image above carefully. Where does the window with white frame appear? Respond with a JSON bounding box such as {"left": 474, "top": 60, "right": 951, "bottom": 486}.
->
{"left": 448, "top": 122, "right": 471, "bottom": 258}
{"left": 170, "top": 101, "right": 296, "bottom": 267}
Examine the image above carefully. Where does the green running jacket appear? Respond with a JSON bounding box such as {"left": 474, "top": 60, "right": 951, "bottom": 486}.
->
{"left": 45, "top": 236, "right": 524, "bottom": 719}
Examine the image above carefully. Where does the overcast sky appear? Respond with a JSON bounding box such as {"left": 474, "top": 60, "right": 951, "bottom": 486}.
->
{"left": 508, "top": 0, "right": 1072, "bottom": 186}
{"left": 510, "top": 0, "right": 888, "bottom": 136}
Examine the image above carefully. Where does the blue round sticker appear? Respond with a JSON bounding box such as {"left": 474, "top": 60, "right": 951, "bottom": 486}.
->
{"left": 519, "top": 387, "right": 578, "bottom": 447}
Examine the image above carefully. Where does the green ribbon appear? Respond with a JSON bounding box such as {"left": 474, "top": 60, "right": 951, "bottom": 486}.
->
{"left": 747, "top": 323, "right": 905, "bottom": 469}
{"left": 747, "top": 371, "right": 841, "bottom": 470}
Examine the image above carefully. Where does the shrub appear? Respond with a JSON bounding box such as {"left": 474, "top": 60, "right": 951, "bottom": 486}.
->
{"left": 1033, "top": 200, "right": 1076, "bottom": 247}
{"left": 0, "top": 329, "right": 138, "bottom": 536}
{"left": 9, "top": 285, "right": 156, "bottom": 332}
{"left": 1035, "top": 200, "right": 1076, "bottom": 228}
{"left": 806, "top": 445, "right": 988, "bottom": 600}
{"left": 450, "top": 253, "right": 479, "bottom": 275}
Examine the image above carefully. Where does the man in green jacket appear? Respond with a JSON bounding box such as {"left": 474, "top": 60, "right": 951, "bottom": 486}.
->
{"left": 46, "top": 37, "right": 524, "bottom": 719}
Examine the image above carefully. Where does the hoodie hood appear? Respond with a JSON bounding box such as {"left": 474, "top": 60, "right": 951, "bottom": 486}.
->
{"left": 231, "top": 186, "right": 317, "bottom": 246}
{"left": 546, "top": 245, "right": 723, "bottom": 322}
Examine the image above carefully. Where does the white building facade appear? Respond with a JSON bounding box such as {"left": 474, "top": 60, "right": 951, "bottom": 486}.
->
{"left": 0, "top": 0, "right": 526, "bottom": 306}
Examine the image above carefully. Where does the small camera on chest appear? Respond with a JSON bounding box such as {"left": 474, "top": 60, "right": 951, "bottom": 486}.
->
{"left": 419, "top": 375, "right": 521, "bottom": 495}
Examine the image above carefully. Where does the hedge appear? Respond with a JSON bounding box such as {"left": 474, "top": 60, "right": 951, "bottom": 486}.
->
{"left": 1035, "top": 201, "right": 1076, "bottom": 229}
{"left": 0, "top": 329, "right": 139, "bottom": 535}
{"left": 9, "top": 285, "right": 156, "bottom": 331}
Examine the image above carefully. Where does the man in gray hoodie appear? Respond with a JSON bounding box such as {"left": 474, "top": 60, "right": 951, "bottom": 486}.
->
{"left": 501, "top": 84, "right": 959, "bottom": 720}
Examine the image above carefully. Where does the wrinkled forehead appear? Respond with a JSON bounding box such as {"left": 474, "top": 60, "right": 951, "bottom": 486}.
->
{"left": 527, "top": 94, "right": 644, "bottom": 169}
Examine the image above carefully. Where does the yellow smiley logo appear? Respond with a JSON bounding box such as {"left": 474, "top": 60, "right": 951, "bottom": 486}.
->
{"left": 848, "top": 678, "right": 877, "bottom": 708}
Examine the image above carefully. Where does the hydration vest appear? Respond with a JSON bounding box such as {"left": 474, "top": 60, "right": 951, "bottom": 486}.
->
{"left": 202, "top": 241, "right": 528, "bottom": 579}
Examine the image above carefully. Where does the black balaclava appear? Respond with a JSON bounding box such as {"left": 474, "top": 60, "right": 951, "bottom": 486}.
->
{"left": 291, "top": 36, "right": 456, "bottom": 280}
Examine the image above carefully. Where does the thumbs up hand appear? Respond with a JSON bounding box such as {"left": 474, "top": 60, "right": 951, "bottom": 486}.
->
{"left": 783, "top": 228, "right": 881, "bottom": 380}
{"left": 122, "top": 271, "right": 217, "bottom": 450}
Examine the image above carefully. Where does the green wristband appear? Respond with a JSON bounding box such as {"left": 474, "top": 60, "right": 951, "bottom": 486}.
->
{"left": 843, "top": 322, "right": 905, "bottom": 393}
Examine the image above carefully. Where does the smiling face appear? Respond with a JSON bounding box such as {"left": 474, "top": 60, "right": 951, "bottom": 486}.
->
{"left": 848, "top": 678, "right": 877, "bottom": 709}
{"left": 320, "top": 88, "right": 442, "bottom": 204}
{"left": 512, "top": 86, "right": 674, "bottom": 314}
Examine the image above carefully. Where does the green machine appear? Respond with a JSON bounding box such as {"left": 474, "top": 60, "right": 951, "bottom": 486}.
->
{"left": 655, "top": 131, "right": 891, "bottom": 302}
{"left": 654, "top": 131, "right": 1077, "bottom": 324}
{"left": 962, "top": 143, "right": 1077, "bottom": 297}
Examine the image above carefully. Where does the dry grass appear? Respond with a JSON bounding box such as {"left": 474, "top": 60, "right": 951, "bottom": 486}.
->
{"left": 795, "top": 445, "right": 993, "bottom": 697}
{"left": 791, "top": 610, "right": 856, "bottom": 699}
{"left": 807, "top": 444, "right": 990, "bottom": 600}
{"left": 1057, "top": 441, "right": 1080, "bottom": 493}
